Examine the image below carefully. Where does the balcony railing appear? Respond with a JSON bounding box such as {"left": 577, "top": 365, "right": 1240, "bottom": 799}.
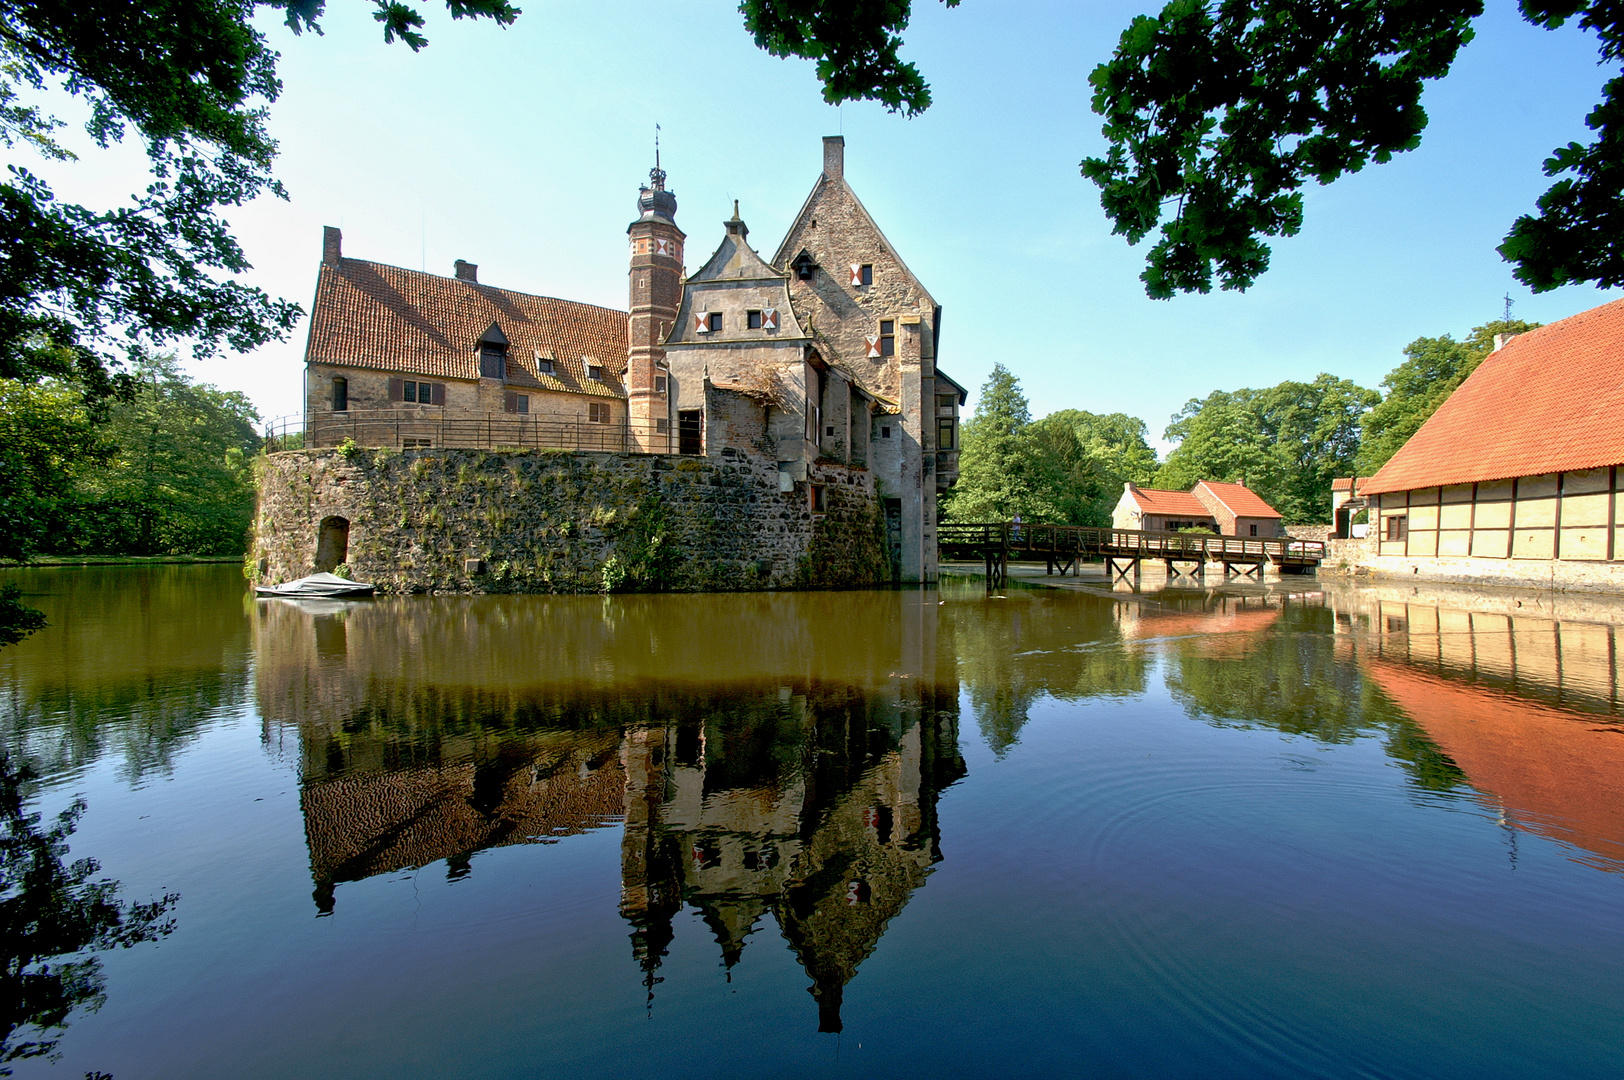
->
{"left": 263, "top": 411, "right": 680, "bottom": 455}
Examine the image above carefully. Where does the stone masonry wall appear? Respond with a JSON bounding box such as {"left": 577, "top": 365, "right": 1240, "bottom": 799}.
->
{"left": 252, "top": 446, "right": 890, "bottom": 594}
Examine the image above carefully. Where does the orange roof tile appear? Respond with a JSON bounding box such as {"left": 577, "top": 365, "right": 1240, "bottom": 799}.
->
{"left": 1362, "top": 298, "right": 1624, "bottom": 495}
{"left": 1128, "top": 487, "right": 1213, "bottom": 517}
{"left": 1196, "top": 480, "right": 1282, "bottom": 518}
{"left": 1331, "top": 477, "right": 1358, "bottom": 492}
{"left": 305, "top": 259, "right": 628, "bottom": 399}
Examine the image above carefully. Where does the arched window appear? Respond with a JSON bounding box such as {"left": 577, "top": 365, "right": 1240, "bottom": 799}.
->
{"left": 332, "top": 377, "right": 348, "bottom": 412}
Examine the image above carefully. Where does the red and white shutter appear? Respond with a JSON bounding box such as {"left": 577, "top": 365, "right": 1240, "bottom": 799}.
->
{"left": 850, "top": 264, "right": 864, "bottom": 287}
{"left": 694, "top": 312, "right": 709, "bottom": 334}
{"left": 761, "top": 308, "right": 779, "bottom": 330}
{"left": 865, "top": 335, "right": 882, "bottom": 359}
{"left": 655, "top": 238, "right": 671, "bottom": 257}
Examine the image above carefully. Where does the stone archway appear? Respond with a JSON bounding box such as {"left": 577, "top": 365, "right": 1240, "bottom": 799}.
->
{"left": 314, "top": 516, "right": 350, "bottom": 573}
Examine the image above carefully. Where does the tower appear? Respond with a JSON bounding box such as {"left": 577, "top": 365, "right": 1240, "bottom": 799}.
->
{"left": 626, "top": 158, "right": 685, "bottom": 451}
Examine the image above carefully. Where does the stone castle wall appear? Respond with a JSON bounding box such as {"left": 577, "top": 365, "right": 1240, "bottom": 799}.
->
{"left": 253, "top": 446, "right": 890, "bottom": 594}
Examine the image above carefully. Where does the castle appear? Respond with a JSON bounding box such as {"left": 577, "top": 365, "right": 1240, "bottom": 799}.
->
{"left": 285, "top": 136, "right": 962, "bottom": 586}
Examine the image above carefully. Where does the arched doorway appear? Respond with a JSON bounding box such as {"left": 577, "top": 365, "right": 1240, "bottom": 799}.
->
{"left": 314, "top": 516, "right": 350, "bottom": 573}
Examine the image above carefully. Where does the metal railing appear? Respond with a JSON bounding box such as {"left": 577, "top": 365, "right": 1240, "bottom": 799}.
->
{"left": 938, "top": 522, "right": 1327, "bottom": 564}
{"left": 262, "top": 410, "right": 682, "bottom": 455}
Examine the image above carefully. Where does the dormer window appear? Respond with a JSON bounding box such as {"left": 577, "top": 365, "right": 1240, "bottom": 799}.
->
{"left": 477, "top": 322, "right": 509, "bottom": 379}
{"left": 535, "top": 349, "right": 555, "bottom": 375}
{"left": 588, "top": 364, "right": 604, "bottom": 381}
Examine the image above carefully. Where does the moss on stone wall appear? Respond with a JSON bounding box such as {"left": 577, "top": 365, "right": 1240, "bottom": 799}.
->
{"left": 253, "top": 448, "right": 887, "bottom": 595}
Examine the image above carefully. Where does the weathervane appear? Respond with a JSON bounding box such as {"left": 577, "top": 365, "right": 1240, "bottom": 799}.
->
{"left": 650, "top": 123, "right": 666, "bottom": 190}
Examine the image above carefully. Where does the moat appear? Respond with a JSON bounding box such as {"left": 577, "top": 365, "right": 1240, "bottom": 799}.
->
{"left": 1, "top": 565, "right": 1621, "bottom": 1078}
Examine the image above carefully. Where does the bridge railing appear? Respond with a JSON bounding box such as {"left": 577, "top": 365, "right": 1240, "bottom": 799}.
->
{"left": 938, "top": 522, "right": 1326, "bottom": 563}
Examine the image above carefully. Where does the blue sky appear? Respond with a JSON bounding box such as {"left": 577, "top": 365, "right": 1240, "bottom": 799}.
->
{"left": 29, "top": 1, "right": 1624, "bottom": 448}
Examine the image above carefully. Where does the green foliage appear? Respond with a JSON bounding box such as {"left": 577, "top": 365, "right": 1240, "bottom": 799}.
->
{"left": 0, "top": 585, "right": 46, "bottom": 648}
{"left": 1357, "top": 318, "right": 1542, "bottom": 476}
{"left": 0, "top": 755, "right": 178, "bottom": 1070}
{"left": 1073, "top": 1, "right": 1624, "bottom": 296}
{"left": 942, "top": 363, "right": 1053, "bottom": 522}
{"left": 738, "top": 0, "right": 961, "bottom": 116}
{"left": 0, "top": 379, "right": 107, "bottom": 563}
{"left": 1025, "top": 409, "right": 1159, "bottom": 526}
{"left": 1157, "top": 373, "right": 1378, "bottom": 523}
{"left": 601, "top": 495, "right": 675, "bottom": 593}
{"left": 59, "top": 355, "right": 262, "bottom": 556}
{"left": 0, "top": 1, "right": 518, "bottom": 392}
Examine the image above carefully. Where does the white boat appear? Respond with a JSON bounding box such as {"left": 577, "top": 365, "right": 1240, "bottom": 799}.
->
{"left": 254, "top": 572, "right": 376, "bottom": 599}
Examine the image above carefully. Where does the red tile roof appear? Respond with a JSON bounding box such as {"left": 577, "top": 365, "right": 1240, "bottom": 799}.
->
{"left": 1362, "top": 298, "right": 1624, "bottom": 495}
{"left": 305, "top": 259, "right": 628, "bottom": 399}
{"left": 1196, "top": 480, "right": 1282, "bottom": 518}
{"left": 1127, "top": 487, "right": 1213, "bottom": 517}
{"left": 1331, "top": 477, "right": 1358, "bottom": 492}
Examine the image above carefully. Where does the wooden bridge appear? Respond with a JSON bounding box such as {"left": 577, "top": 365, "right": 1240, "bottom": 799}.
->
{"left": 937, "top": 522, "right": 1327, "bottom": 587}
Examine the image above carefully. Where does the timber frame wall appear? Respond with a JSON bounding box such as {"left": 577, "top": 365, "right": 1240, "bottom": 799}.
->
{"left": 1374, "top": 467, "right": 1623, "bottom": 563}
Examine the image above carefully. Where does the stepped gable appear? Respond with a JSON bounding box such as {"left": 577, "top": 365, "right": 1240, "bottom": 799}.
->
{"left": 1363, "top": 298, "right": 1624, "bottom": 495}
{"left": 1196, "top": 480, "right": 1282, "bottom": 518}
{"left": 306, "top": 257, "right": 628, "bottom": 399}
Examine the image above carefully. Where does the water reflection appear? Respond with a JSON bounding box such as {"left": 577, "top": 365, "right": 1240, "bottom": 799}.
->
{"left": 0, "top": 565, "right": 252, "bottom": 782}
{"left": 255, "top": 590, "right": 963, "bottom": 1030}
{"left": 1326, "top": 582, "right": 1624, "bottom": 871}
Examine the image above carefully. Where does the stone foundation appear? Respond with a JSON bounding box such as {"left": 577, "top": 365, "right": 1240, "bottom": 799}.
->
{"left": 252, "top": 447, "right": 890, "bottom": 593}
{"left": 1319, "top": 535, "right": 1624, "bottom": 596}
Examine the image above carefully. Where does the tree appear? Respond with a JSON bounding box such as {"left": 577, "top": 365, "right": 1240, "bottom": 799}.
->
{"left": 58, "top": 355, "right": 263, "bottom": 556}
{"left": 742, "top": 1, "right": 1624, "bottom": 297}
{"left": 1357, "top": 317, "right": 1542, "bottom": 476}
{"left": 0, "top": 755, "right": 177, "bottom": 1072}
{"left": 1157, "top": 373, "right": 1378, "bottom": 523}
{"left": 0, "top": 1, "right": 518, "bottom": 393}
{"left": 1026, "top": 409, "right": 1159, "bottom": 526}
{"left": 941, "top": 363, "right": 1052, "bottom": 522}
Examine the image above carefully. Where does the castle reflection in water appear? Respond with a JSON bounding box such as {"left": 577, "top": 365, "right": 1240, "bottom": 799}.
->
{"left": 249, "top": 577, "right": 1624, "bottom": 1029}
{"left": 254, "top": 591, "right": 963, "bottom": 1031}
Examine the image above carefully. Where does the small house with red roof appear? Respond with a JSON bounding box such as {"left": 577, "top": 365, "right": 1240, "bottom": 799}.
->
{"left": 1360, "top": 297, "right": 1624, "bottom": 585}
{"left": 1111, "top": 481, "right": 1284, "bottom": 537}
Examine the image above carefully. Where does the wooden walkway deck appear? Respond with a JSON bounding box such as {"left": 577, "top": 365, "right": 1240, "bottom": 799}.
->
{"left": 938, "top": 522, "right": 1327, "bottom": 587}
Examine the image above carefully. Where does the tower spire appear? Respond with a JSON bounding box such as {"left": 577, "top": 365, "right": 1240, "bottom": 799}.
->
{"left": 651, "top": 123, "right": 666, "bottom": 191}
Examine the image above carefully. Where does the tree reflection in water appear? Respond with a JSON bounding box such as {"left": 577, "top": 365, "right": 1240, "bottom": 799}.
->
{"left": 0, "top": 757, "right": 176, "bottom": 1074}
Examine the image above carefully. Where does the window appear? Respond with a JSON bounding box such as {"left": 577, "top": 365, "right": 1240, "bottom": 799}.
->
{"left": 587, "top": 364, "right": 604, "bottom": 381}
{"left": 537, "top": 356, "right": 555, "bottom": 375}
{"left": 747, "top": 310, "right": 763, "bottom": 330}
{"left": 858, "top": 264, "right": 873, "bottom": 286}
{"left": 588, "top": 402, "right": 610, "bottom": 424}
{"left": 1249, "top": 523, "right": 1258, "bottom": 537}
{"left": 878, "top": 319, "right": 895, "bottom": 357}
{"left": 403, "top": 438, "right": 433, "bottom": 449}
{"left": 809, "top": 484, "right": 825, "bottom": 512}
{"left": 825, "top": 425, "right": 836, "bottom": 437}
{"left": 656, "top": 418, "right": 670, "bottom": 432}
{"left": 504, "top": 393, "right": 529, "bottom": 414}
{"left": 937, "top": 393, "right": 956, "bottom": 411}
{"left": 654, "top": 376, "right": 667, "bottom": 394}
{"left": 937, "top": 418, "right": 956, "bottom": 450}
{"left": 707, "top": 312, "right": 722, "bottom": 333}
{"left": 678, "top": 409, "right": 702, "bottom": 455}
{"left": 479, "top": 345, "right": 506, "bottom": 379}
{"left": 881, "top": 425, "right": 891, "bottom": 439}
{"left": 1386, "top": 514, "right": 1408, "bottom": 541}
{"left": 331, "top": 377, "right": 348, "bottom": 412}
{"left": 401, "top": 379, "right": 442, "bottom": 405}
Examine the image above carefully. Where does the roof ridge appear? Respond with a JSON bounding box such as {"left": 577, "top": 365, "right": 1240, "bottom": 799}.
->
{"left": 339, "top": 256, "right": 629, "bottom": 318}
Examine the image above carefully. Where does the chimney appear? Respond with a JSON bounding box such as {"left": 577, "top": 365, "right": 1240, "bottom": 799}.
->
{"left": 1493, "top": 331, "right": 1519, "bottom": 351}
{"left": 822, "top": 135, "right": 844, "bottom": 181}
{"left": 322, "top": 226, "right": 342, "bottom": 267}
{"left": 454, "top": 259, "right": 478, "bottom": 283}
